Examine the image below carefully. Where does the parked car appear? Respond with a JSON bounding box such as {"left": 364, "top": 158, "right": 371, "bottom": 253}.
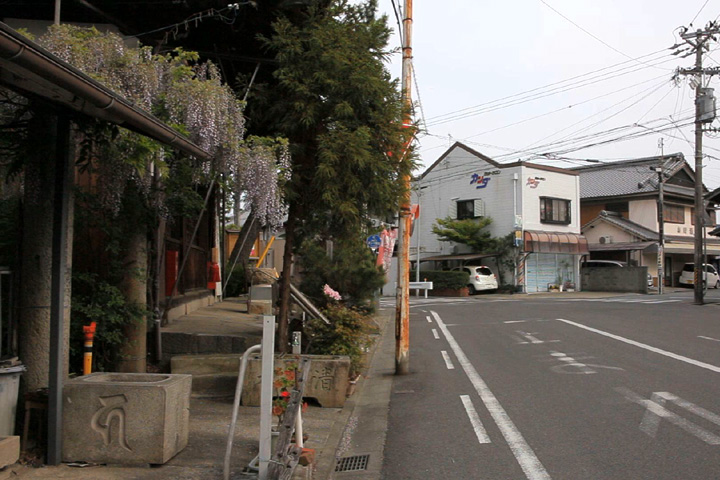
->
{"left": 581, "top": 260, "right": 653, "bottom": 287}
{"left": 453, "top": 265, "right": 498, "bottom": 293}
{"left": 679, "top": 263, "right": 720, "bottom": 289}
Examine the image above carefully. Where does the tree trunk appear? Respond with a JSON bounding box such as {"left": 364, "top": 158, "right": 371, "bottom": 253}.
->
{"left": 226, "top": 210, "right": 260, "bottom": 278}
{"left": 277, "top": 205, "right": 297, "bottom": 354}
{"left": 116, "top": 229, "right": 147, "bottom": 372}
{"left": 19, "top": 110, "right": 73, "bottom": 391}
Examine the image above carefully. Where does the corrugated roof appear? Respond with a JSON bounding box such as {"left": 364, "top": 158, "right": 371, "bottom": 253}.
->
{"left": 573, "top": 154, "right": 686, "bottom": 199}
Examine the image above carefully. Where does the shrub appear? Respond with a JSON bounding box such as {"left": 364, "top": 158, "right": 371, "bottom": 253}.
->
{"left": 305, "top": 303, "right": 374, "bottom": 376}
{"left": 410, "top": 270, "right": 469, "bottom": 290}
{"left": 224, "top": 263, "right": 247, "bottom": 297}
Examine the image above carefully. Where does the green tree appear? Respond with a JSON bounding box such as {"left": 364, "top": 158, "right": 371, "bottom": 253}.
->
{"left": 432, "top": 216, "right": 496, "bottom": 253}
{"left": 249, "top": 0, "right": 412, "bottom": 351}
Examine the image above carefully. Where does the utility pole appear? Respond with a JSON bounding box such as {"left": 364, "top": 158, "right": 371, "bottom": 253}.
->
{"left": 654, "top": 139, "right": 665, "bottom": 295}
{"left": 674, "top": 22, "right": 720, "bottom": 305}
{"left": 395, "top": 0, "right": 413, "bottom": 375}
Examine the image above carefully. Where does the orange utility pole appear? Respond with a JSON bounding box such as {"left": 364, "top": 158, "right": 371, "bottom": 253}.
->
{"left": 395, "top": 0, "right": 413, "bottom": 375}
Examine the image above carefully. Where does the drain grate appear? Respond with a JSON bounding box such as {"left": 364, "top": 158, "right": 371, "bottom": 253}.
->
{"left": 335, "top": 454, "right": 370, "bottom": 472}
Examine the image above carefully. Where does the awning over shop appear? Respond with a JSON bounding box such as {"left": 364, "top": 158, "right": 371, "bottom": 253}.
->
{"left": 588, "top": 241, "right": 656, "bottom": 252}
{"left": 523, "top": 230, "right": 589, "bottom": 255}
{"left": 417, "top": 253, "right": 498, "bottom": 262}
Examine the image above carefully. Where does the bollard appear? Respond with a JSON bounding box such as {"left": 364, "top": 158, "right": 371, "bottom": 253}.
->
{"left": 83, "top": 322, "right": 97, "bottom": 375}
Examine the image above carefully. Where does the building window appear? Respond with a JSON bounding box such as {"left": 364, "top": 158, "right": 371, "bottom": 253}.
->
{"left": 605, "top": 201, "right": 628, "bottom": 215}
{"left": 664, "top": 204, "right": 685, "bottom": 224}
{"left": 540, "top": 197, "right": 571, "bottom": 225}
{"left": 457, "top": 200, "right": 475, "bottom": 220}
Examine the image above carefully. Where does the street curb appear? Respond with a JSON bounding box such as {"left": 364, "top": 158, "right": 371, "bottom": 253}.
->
{"left": 313, "top": 312, "right": 394, "bottom": 479}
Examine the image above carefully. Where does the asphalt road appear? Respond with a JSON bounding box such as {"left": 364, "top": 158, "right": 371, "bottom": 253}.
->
{"left": 381, "top": 290, "right": 720, "bottom": 480}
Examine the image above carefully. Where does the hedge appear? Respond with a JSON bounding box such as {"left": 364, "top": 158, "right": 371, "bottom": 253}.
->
{"left": 410, "top": 270, "right": 469, "bottom": 290}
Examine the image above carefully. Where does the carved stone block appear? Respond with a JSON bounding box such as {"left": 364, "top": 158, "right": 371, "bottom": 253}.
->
{"left": 62, "top": 373, "right": 192, "bottom": 465}
{"left": 0, "top": 436, "right": 19, "bottom": 469}
{"left": 242, "top": 354, "right": 350, "bottom": 408}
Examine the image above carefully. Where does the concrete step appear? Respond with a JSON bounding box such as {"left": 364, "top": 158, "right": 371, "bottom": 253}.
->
{"left": 171, "top": 353, "right": 247, "bottom": 398}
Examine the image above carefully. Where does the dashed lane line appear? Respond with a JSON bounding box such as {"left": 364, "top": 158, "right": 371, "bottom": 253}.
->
{"left": 432, "top": 310, "right": 552, "bottom": 480}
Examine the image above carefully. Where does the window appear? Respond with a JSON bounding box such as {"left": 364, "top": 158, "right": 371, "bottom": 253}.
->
{"left": 453, "top": 199, "right": 485, "bottom": 220}
{"left": 664, "top": 204, "right": 685, "bottom": 224}
{"left": 540, "top": 197, "right": 571, "bottom": 225}
{"left": 457, "top": 200, "right": 475, "bottom": 220}
{"left": 605, "top": 201, "right": 628, "bottom": 214}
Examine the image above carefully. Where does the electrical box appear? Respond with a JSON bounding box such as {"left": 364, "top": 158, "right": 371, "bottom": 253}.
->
{"left": 698, "top": 88, "right": 716, "bottom": 123}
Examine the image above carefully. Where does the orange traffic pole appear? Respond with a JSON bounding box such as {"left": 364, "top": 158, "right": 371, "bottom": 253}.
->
{"left": 83, "top": 322, "right": 97, "bottom": 375}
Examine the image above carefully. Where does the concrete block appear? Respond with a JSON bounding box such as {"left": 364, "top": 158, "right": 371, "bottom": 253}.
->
{"left": 250, "top": 284, "right": 274, "bottom": 301}
{"left": 242, "top": 354, "right": 350, "bottom": 408}
{"left": 0, "top": 436, "right": 19, "bottom": 469}
{"left": 62, "top": 373, "right": 192, "bottom": 465}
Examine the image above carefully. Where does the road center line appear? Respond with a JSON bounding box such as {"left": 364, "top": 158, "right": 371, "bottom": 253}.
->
{"left": 460, "top": 395, "right": 491, "bottom": 444}
{"left": 432, "top": 310, "right": 551, "bottom": 480}
{"left": 557, "top": 318, "right": 720, "bottom": 374}
{"left": 441, "top": 350, "right": 455, "bottom": 369}
{"left": 432, "top": 329, "right": 440, "bottom": 339}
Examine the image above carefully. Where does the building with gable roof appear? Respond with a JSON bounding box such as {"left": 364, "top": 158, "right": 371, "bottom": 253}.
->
{"left": 575, "top": 153, "right": 720, "bottom": 287}
{"left": 412, "top": 142, "right": 589, "bottom": 293}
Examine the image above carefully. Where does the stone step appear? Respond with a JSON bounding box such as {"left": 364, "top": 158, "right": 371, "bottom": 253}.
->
{"left": 170, "top": 353, "right": 351, "bottom": 407}
{"left": 161, "top": 333, "right": 259, "bottom": 364}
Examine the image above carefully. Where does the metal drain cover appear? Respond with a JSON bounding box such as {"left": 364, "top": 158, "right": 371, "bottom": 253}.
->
{"left": 335, "top": 454, "right": 370, "bottom": 472}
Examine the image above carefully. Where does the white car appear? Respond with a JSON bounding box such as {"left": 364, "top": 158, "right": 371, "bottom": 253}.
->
{"left": 454, "top": 265, "right": 498, "bottom": 293}
{"left": 679, "top": 263, "right": 720, "bottom": 289}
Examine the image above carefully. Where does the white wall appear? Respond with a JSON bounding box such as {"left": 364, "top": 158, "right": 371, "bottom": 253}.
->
{"left": 520, "top": 166, "right": 581, "bottom": 234}
{"left": 413, "top": 146, "right": 582, "bottom": 261}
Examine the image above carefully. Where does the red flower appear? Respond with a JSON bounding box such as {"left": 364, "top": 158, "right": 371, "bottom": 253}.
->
{"left": 281, "top": 390, "right": 290, "bottom": 398}
{"left": 284, "top": 370, "right": 296, "bottom": 381}
{"left": 272, "top": 405, "right": 284, "bottom": 416}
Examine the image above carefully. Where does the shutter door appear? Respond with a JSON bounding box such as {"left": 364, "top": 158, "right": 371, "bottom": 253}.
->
{"left": 525, "top": 253, "right": 557, "bottom": 292}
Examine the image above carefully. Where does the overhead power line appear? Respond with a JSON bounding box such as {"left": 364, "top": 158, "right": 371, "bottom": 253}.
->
{"left": 538, "top": 0, "right": 671, "bottom": 71}
{"left": 425, "top": 54, "right": 676, "bottom": 127}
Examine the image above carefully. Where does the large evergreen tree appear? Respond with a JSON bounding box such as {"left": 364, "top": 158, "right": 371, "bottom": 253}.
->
{"left": 249, "top": 0, "right": 411, "bottom": 351}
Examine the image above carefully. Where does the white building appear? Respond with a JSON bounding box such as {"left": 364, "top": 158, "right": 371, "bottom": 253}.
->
{"left": 412, "top": 142, "right": 588, "bottom": 293}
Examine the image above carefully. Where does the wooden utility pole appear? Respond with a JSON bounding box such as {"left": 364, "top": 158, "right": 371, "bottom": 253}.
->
{"left": 395, "top": 0, "right": 413, "bottom": 375}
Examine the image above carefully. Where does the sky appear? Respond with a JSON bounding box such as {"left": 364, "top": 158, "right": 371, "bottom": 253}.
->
{"left": 375, "top": 0, "right": 720, "bottom": 189}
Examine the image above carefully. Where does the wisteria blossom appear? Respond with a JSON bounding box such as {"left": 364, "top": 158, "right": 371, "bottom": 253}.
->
{"left": 35, "top": 25, "right": 290, "bottom": 224}
{"left": 322, "top": 284, "right": 342, "bottom": 301}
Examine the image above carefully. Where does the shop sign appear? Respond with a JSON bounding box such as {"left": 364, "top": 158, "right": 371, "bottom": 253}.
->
{"left": 526, "top": 176, "right": 546, "bottom": 189}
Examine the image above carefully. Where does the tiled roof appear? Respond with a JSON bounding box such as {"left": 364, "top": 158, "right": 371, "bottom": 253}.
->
{"left": 572, "top": 154, "right": 685, "bottom": 199}
{"left": 584, "top": 210, "right": 659, "bottom": 241}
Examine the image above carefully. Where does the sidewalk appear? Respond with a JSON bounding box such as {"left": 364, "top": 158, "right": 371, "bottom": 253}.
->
{"left": 3, "top": 298, "right": 393, "bottom": 480}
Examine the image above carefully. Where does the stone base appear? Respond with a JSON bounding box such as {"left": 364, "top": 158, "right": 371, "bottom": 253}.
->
{"left": 62, "top": 373, "right": 191, "bottom": 465}
{"left": 242, "top": 354, "right": 350, "bottom": 408}
{"left": 248, "top": 300, "right": 273, "bottom": 315}
{"left": 0, "top": 437, "right": 19, "bottom": 469}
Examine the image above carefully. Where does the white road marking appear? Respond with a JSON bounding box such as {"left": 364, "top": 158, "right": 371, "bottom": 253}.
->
{"left": 699, "top": 335, "right": 720, "bottom": 343}
{"left": 515, "top": 331, "right": 560, "bottom": 345}
{"left": 432, "top": 310, "right": 551, "bottom": 480}
{"left": 504, "top": 320, "right": 528, "bottom": 324}
{"left": 432, "top": 329, "right": 440, "bottom": 339}
{"left": 426, "top": 315, "right": 433, "bottom": 323}
{"left": 460, "top": 395, "right": 491, "bottom": 444}
{"left": 618, "top": 388, "right": 720, "bottom": 445}
{"left": 642, "top": 300, "right": 680, "bottom": 304}
{"left": 548, "top": 351, "right": 623, "bottom": 375}
{"left": 441, "top": 350, "right": 455, "bottom": 370}
{"left": 557, "top": 318, "right": 720, "bottom": 374}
